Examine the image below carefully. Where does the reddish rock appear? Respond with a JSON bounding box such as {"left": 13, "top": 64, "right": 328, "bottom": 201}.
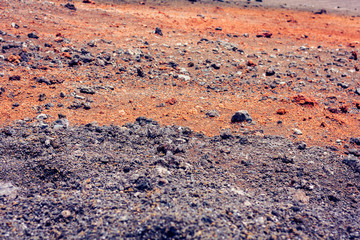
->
{"left": 166, "top": 98, "right": 177, "bottom": 105}
{"left": 352, "top": 51, "right": 358, "bottom": 60}
{"left": 292, "top": 95, "right": 316, "bottom": 107}
{"left": 355, "top": 102, "right": 360, "bottom": 109}
{"left": 263, "top": 32, "right": 272, "bottom": 38}
{"left": 256, "top": 32, "right": 272, "bottom": 38}
{"left": 327, "top": 107, "right": 339, "bottom": 114}
{"left": 247, "top": 60, "right": 256, "bottom": 67}
{"left": 294, "top": 189, "right": 309, "bottom": 204}
{"left": 276, "top": 108, "right": 286, "bottom": 115}
{"left": 54, "top": 37, "right": 63, "bottom": 42}
{"left": 61, "top": 52, "right": 71, "bottom": 59}
{"left": 340, "top": 105, "right": 348, "bottom": 113}
{"left": 6, "top": 55, "right": 21, "bottom": 64}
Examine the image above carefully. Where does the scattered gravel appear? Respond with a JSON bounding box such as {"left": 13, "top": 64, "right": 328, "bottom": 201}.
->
{"left": 0, "top": 117, "right": 359, "bottom": 239}
{"left": 0, "top": 1, "right": 359, "bottom": 238}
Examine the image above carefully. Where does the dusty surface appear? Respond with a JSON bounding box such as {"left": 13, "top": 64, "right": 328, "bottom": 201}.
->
{"left": 262, "top": 0, "right": 360, "bottom": 15}
{"left": 0, "top": 0, "right": 360, "bottom": 239}
{"left": 0, "top": 0, "right": 360, "bottom": 150}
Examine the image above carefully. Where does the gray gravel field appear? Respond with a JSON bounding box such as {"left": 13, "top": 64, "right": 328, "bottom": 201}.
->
{"left": 1, "top": 117, "right": 359, "bottom": 239}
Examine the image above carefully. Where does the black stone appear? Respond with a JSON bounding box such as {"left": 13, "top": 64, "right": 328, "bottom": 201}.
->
{"left": 64, "top": 3, "right": 76, "bottom": 11}
{"left": 155, "top": 27, "right": 163, "bottom": 36}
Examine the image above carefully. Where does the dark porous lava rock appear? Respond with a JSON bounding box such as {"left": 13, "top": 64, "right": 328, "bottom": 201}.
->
{"left": 0, "top": 117, "right": 359, "bottom": 239}
{"left": 231, "top": 110, "right": 252, "bottom": 123}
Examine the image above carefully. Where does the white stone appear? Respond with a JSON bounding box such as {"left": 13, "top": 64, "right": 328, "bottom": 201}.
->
{"left": 178, "top": 74, "right": 190, "bottom": 81}
{"left": 294, "top": 128, "right": 302, "bottom": 135}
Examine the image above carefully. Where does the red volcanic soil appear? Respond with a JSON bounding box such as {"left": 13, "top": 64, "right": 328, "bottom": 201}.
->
{"left": 0, "top": 0, "right": 360, "bottom": 149}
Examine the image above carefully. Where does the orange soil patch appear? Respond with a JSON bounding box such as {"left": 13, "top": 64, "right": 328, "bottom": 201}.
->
{"left": 0, "top": 0, "right": 360, "bottom": 150}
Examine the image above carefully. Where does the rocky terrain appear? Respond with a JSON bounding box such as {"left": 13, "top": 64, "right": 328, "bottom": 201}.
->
{"left": 0, "top": 0, "right": 360, "bottom": 239}
{"left": 1, "top": 116, "right": 359, "bottom": 239}
{"left": 0, "top": 0, "right": 360, "bottom": 147}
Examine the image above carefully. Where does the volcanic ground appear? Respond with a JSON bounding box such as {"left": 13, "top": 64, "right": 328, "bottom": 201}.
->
{"left": 0, "top": 0, "right": 360, "bottom": 239}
